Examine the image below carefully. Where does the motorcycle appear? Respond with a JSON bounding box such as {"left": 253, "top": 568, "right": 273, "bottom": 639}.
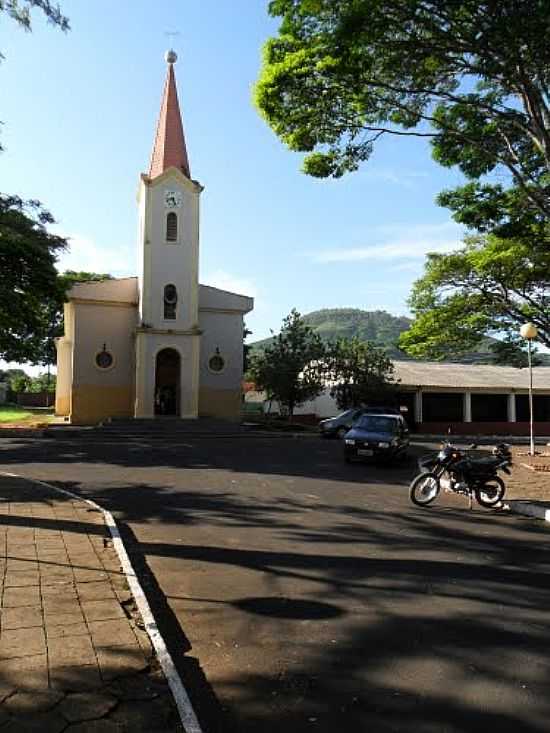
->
{"left": 409, "top": 441, "right": 512, "bottom": 508}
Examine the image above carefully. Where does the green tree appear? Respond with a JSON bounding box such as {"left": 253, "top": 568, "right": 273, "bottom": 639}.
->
{"left": 255, "top": 0, "right": 550, "bottom": 227}
{"left": 10, "top": 373, "right": 31, "bottom": 394}
{"left": 0, "top": 195, "right": 67, "bottom": 362}
{"left": 399, "top": 235, "right": 550, "bottom": 359}
{"left": 249, "top": 309, "right": 325, "bottom": 419}
{"left": 324, "top": 337, "right": 397, "bottom": 410}
{"left": 487, "top": 340, "right": 542, "bottom": 369}
{"left": 28, "top": 372, "right": 57, "bottom": 393}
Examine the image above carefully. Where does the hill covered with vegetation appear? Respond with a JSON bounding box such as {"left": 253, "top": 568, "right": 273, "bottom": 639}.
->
{"left": 251, "top": 309, "right": 411, "bottom": 358}
{"left": 250, "top": 308, "right": 550, "bottom": 365}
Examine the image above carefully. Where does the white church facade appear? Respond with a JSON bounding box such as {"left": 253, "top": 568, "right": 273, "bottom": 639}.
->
{"left": 55, "top": 51, "right": 253, "bottom": 424}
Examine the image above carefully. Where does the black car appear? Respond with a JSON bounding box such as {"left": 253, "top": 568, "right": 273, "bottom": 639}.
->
{"left": 319, "top": 406, "right": 402, "bottom": 439}
{"left": 344, "top": 413, "right": 409, "bottom": 462}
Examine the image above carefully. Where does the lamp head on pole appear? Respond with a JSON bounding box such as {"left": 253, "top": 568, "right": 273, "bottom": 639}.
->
{"left": 520, "top": 323, "right": 538, "bottom": 340}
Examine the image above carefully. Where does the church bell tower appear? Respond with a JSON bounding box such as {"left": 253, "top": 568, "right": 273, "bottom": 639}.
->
{"left": 134, "top": 50, "right": 203, "bottom": 418}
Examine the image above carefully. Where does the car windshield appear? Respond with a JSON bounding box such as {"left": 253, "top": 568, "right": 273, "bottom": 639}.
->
{"left": 355, "top": 416, "right": 398, "bottom": 434}
{"left": 336, "top": 409, "right": 356, "bottom": 420}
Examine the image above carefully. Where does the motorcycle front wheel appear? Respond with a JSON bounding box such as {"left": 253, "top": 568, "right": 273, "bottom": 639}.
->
{"left": 475, "top": 476, "right": 506, "bottom": 507}
{"left": 409, "top": 472, "right": 441, "bottom": 506}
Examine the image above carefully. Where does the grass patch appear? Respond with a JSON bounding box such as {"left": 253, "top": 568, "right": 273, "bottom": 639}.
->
{"left": 0, "top": 405, "right": 54, "bottom": 427}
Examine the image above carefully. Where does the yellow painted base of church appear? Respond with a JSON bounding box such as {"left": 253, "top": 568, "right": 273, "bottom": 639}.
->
{"left": 70, "top": 385, "right": 134, "bottom": 425}
{"left": 198, "top": 387, "right": 242, "bottom": 421}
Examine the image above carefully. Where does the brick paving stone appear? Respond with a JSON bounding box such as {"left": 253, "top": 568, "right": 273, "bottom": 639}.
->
{"left": 58, "top": 692, "right": 118, "bottom": 723}
{"left": 109, "top": 697, "right": 180, "bottom": 732}
{"left": 73, "top": 567, "right": 108, "bottom": 583}
{"left": 41, "top": 583, "right": 77, "bottom": 599}
{"left": 2, "top": 585, "right": 41, "bottom": 608}
{"left": 107, "top": 672, "right": 166, "bottom": 701}
{"left": 1, "top": 606, "right": 42, "bottom": 630}
{"left": 46, "top": 622, "right": 89, "bottom": 640}
{"left": 5, "top": 559, "right": 38, "bottom": 572}
{"left": 0, "top": 682, "right": 16, "bottom": 704}
{"left": 49, "top": 665, "right": 103, "bottom": 692}
{"left": 76, "top": 581, "right": 117, "bottom": 602}
{"left": 1, "top": 653, "right": 49, "bottom": 690}
{"left": 82, "top": 599, "right": 125, "bottom": 622}
{"left": 88, "top": 619, "right": 137, "bottom": 648}
{"left": 4, "top": 570, "right": 40, "bottom": 587}
{"left": 0, "top": 627, "right": 46, "bottom": 659}
{"left": 3, "top": 690, "right": 64, "bottom": 714}
{"left": 63, "top": 720, "right": 120, "bottom": 732}
{"left": 2, "top": 711, "right": 68, "bottom": 733}
{"left": 44, "top": 611, "right": 86, "bottom": 628}
{"left": 42, "top": 597, "right": 82, "bottom": 615}
{"left": 48, "top": 635, "right": 97, "bottom": 667}
{"left": 96, "top": 644, "right": 149, "bottom": 682}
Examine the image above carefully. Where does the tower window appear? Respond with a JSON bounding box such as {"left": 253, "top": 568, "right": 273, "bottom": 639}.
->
{"left": 166, "top": 212, "right": 178, "bottom": 242}
{"left": 164, "top": 284, "right": 178, "bottom": 319}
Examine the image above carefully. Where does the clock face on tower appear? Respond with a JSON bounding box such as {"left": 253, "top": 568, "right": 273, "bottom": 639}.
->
{"left": 164, "top": 190, "right": 183, "bottom": 208}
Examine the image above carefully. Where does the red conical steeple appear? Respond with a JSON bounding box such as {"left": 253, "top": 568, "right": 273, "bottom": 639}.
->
{"left": 148, "top": 50, "right": 191, "bottom": 179}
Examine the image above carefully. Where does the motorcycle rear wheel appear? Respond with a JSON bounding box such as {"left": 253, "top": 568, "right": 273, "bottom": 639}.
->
{"left": 409, "top": 472, "right": 440, "bottom": 506}
{"left": 475, "top": 476, "right": 505, "bottom": 507}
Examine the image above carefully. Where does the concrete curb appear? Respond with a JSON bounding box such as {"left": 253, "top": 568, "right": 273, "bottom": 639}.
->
{"left": 504, "top": 500, "right": 550, "bottom": 523}
{"left": 0, "top": 470, "right": 203, "bottom": 733}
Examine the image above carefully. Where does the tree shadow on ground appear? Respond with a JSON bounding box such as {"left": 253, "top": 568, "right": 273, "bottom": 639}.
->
{"left": 2, "top": 440, "right": 550, "bottom": 731}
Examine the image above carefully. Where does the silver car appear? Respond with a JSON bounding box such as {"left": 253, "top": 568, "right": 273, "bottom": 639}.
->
{"left": 319, "top": 408, "right": 367, "bottom": 439}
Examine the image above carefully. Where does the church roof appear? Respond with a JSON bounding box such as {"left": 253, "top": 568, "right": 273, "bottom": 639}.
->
{"left": 148, "top": 51, "right": 191, "bottom": 180}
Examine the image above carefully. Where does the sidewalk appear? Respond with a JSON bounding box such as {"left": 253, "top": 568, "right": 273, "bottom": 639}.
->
{"left": 503, "top": 450, "right": 550, "bottom": 525}
{"left": 0, "top": 475, "right": 183, "bottom": 732}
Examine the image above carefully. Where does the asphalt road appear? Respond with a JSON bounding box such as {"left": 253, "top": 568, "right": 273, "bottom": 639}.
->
{"left": 1, "top": 434, "right": 550, "bottom": 733}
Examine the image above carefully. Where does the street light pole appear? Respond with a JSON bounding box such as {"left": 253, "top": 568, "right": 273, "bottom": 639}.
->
{"left": 527, "top": 337, "right": 534, "bottom": 456}
{"left": 520, "top": 322, "right": 539, "bottom": 456}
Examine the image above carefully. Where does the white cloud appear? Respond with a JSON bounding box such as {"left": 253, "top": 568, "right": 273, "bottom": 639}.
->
{"left": 55, "top": 232, "right": 134, "bottom": 277}
{"left": 310, "top": 220, "right": 463, "bottom": 264}
{"left": 202, "top": 269, "right": 258, "bottom": 298}
{"left": 361, "top": 167, "right": 430, "bottom": 189}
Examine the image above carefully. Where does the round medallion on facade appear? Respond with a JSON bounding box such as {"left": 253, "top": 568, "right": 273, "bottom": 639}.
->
{"left": 208, "top": 348, "right": 225, "bottom": 374}
{"left": 95, "top": 345, "right": 115, "bottom": 371}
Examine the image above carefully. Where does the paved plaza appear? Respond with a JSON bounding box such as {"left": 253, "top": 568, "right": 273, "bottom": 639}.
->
{"left": 2, "top": 434, "right": 550, "bottom": 732}
{"left": 0, "top": 475, "right": 182, "bottom": 732}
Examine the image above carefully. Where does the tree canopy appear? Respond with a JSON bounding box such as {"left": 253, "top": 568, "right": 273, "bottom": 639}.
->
{"left": 399, "top": 234, "right": 550, "bottom": 359}
{"left": 249, "top": 309, "right": 325, "bottom": 418}
{"left": 0, "top": 195, "right": 66, "bottom": 363}
{"left": 256, "top": 0, "right": 550, "bottom": 226}
{"left": 324, "top": 337, "right": 397, "bottom": 410}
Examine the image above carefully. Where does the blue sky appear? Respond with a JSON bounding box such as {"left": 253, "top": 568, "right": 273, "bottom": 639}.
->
{"left": 1, "top": 0, "right": 468, "bottom": 372}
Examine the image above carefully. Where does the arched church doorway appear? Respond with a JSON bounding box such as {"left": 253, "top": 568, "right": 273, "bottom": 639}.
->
{"left": 155, "top": 348, "right": 181, "bottom": 416}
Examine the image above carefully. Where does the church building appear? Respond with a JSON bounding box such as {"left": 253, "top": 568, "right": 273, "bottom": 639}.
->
{"left": 55, "top": 51, "right": 253, "bottom": 424}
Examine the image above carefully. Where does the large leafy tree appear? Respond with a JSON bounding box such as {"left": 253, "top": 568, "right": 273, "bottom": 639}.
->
{"left": 399, "top": 234, "right": 550, "bottom": 359}
{"left": 255, "top": 0, "right": 550, "bottom": 227}
{"left": 249, "top": 309, "right": 325, "bottom": 419}
{"left": 324, "top": 337, "right": 396, "bottom": 410}
{"left": 0, "top": 195, "right": 66, "bottom": 362}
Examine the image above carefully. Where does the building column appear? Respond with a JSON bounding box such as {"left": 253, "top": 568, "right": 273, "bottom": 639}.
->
{"left": 507, "top": 393, "right": 517, "bottom": 423}
{"left": 464, "top": 391, "right": 472, "bottom": 423}
{"left": 414, "top": 390, "right": 423, "bottom": 424}
{"left": 134, "top": 333, "right": 153, "bottom": 418}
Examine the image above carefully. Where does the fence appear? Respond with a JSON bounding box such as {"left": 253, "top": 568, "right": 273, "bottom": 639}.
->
{"left": 16, "top": 391, "right": 55, "bottom": 408}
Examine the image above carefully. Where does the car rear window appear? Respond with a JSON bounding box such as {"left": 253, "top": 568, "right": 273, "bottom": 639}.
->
{"left": 356, "top": 416, "right": 398, "bottom": 433}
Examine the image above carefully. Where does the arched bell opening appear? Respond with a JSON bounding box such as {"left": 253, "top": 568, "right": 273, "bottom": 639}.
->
{"left": 154, "top": 348, "right": 181, "bottom": 416}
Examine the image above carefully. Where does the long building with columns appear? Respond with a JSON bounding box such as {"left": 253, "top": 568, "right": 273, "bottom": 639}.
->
{"left": 253, "top": 361, "right": 550, "bottom": 435}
